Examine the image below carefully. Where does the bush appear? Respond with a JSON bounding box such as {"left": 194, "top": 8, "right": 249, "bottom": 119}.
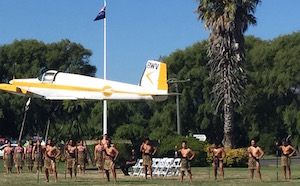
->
{"left": 156, "top": 135, "right": 208, "bottom": 167}
{"left": 206, "top": 145, "right": 248, "bottom": 167}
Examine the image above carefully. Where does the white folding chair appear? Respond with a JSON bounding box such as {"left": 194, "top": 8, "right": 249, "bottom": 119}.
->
{"left": 154, "top": 157, "right": 166, "bottom": 176}
{"left": 152, "top": 158, "right": 161, "bottom": 176}
{"left": 160, "top": 158, "right": 174, "bottom": 176}
{"left": 139, "top": 157, "right": 160, "bottom": 177}
{"left": 131, "top": 159, "right": 143, "bottom": 176}
{"left": 171, "top": 158, "right": 181, "bottom": 176}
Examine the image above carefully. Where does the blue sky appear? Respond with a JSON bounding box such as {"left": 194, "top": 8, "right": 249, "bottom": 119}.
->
{"left": 1, "top": 0, "right": 300, "bottom": 84}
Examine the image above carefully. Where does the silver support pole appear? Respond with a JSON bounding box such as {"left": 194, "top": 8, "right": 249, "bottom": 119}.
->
{"left": 18, "top": 98, "right": 31, "bottom": 141}
{"left": 45, "top": 117, "right": 50, "bottom": 142}
{"left": 175, "top": 83, "right": 181, "bottom": 135}
{"left": 103, "top": 0, "right": 107, "bottom": 135}
{"left": 167, "top": 78, "right": 190, "bottom": 135}
{"left": 18, "top": 112, "right": 28, "bottom": 141}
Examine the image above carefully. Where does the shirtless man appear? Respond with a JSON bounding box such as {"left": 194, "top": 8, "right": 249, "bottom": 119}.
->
{"left": 3, "top": 141, "right": 14, "bottom": 174}
{"left": 279, "top": 138, "right": 296, "bottom": 179}
{"left": 140, "top": 138, "right": 157, "bottom": 179}
{"left": 104, "top": 140, "right": 119, "bottom": 182}
{"left": 177, "top": 140, "right": 195, "bottom": 183}
{"left": 248, "top": 139, "right": 264, "bottom": 182}
{"left": 65, "top": 139, "right": 77, "bottom": 179}
{"left": 44, "top": 140, "right": 52, "bottom": 174}
{"left": 44, "top": 139, "right": 61, "bottom": 183}
{"left": 210, "top": 143, "right": 226, "bottom": 180}
{"left": 94, "top": 139, "right": 105, "bottom": 174}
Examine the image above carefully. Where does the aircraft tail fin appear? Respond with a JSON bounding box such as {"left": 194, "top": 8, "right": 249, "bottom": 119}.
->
{"left": 139, "top": 60, "right": 168, "bottom": 94}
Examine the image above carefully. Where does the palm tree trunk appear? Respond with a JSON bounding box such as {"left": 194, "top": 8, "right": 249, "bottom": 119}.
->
{"left": 223, "top": 100, "right": 234, "bottom": 148}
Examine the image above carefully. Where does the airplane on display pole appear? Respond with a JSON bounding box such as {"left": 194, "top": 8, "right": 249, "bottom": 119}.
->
{"left": 0, "top": 60, "right": 168, "bottom": 101}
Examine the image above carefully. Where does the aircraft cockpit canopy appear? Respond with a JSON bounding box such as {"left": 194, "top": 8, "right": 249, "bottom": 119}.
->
{"left": 38, "top": 70, "right": 59, "bottom": 83}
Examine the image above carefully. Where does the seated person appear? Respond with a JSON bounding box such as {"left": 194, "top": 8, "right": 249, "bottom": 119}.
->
{"left": 120, "top": 149, "right": 137, "bottom": 176}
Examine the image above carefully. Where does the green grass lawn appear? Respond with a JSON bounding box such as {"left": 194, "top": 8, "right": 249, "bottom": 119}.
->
{"left": 1, "top": 159, "right": 300, "bottom": 186}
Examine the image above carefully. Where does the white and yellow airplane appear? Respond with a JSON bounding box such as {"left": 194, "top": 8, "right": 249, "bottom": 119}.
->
{"left": 0, "top": 60, "right": 168, "bottom": 101}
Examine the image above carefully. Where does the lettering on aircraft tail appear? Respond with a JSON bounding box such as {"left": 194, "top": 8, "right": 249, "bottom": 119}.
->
{"left": 146, "top": 62, "right": 159, "bottom": 70}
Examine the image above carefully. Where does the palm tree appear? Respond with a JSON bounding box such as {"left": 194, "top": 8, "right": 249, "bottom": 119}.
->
{"left": 195, "top": 0, "right": 260, "bottom": 148}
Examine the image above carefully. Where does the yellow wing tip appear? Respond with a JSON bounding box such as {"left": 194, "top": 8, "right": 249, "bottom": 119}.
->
{"left": 0, "top": 84, "right": 27, "bottom": 94}
{"left": 0, "top": 84, "right": 18, "bottom": 92}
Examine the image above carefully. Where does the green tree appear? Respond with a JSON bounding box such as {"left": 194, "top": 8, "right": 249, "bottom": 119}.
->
{"left": 115, "top": 124, "right": 147, "bottom": 140}
{"left": 0, "top": 39, "right": 96, "bottom": 140}
{"left": 195, "top": 0, "right": 260, "bottom": 147}
{"left": 242, "top": 33, "right": 300, "bottom": 152}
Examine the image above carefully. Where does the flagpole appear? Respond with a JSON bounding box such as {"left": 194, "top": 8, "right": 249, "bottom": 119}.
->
{"left": 103, "top": 0, "right": 107, "bottom": 136}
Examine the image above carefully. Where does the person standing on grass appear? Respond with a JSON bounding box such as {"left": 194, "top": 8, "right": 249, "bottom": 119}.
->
{"left": 3, "top": 140, "right": 14, "bottom": 174}
{"left": 32, "top": 140, "right": 44, "bottom": 173}
{"left": 14, "top": 140, "right": 24, "bottom": 174}
{"left": 177, "top": 140, "right": 195, "bottom": 183}
{"left": 44, "top": 140, "right": 52, "bottom": 175}
{"left": 140, "top": 138, "right": 157, "bottom": 179}
{"left": 279, "top": 138, "right": 296, "bottom": 179}
{"left": 248, "top": 139, "right": 264, "bottom": 182}
{"left": 77, "top": 139, "right": 88, "bottom": 174}
{"left": 210, "top": 143, "right": 226, "bottom": 180}
{"left": 25, "top": 139, "right": 34, "bottom": 172}
{"left": 65, "top": 139, "right": 77, "bottom": 179}
{"left": 94, "top": 138, "right": 105, "bottom": 174}
{"left": 44, "top": 139, "right": 61, "bottom": 183}
{"left": 104, "top": 140, "right": 119, "bottom": 182}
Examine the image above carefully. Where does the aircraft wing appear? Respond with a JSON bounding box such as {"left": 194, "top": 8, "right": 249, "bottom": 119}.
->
{"left": 0, "top": 83, "right": 45, "bottom": 99}
{"left": 0, "top": 83, "right": 77, "bottom": 100}
{"left": 0, "top": 84, "right": 28, "bottom": 95}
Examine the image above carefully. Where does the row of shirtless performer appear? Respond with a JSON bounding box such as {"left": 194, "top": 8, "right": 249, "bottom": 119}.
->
{"left": 2, "top": 136, "right": 196, "bottom": 183}
{"left": 3, "top": 139, "right": 61, "bottom": 182}
{"left": 2, "top": 137, "right": 297, "bottom": 183}
{"left": 210, "top": 139, "right": 296, "bottom": 182}
{"left": 3, "top": 135, "right": 119, "bottom": 183}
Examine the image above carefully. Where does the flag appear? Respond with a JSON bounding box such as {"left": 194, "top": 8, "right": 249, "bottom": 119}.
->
{"left": 94, "top": 6, "right": 106, "bottom": 21}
